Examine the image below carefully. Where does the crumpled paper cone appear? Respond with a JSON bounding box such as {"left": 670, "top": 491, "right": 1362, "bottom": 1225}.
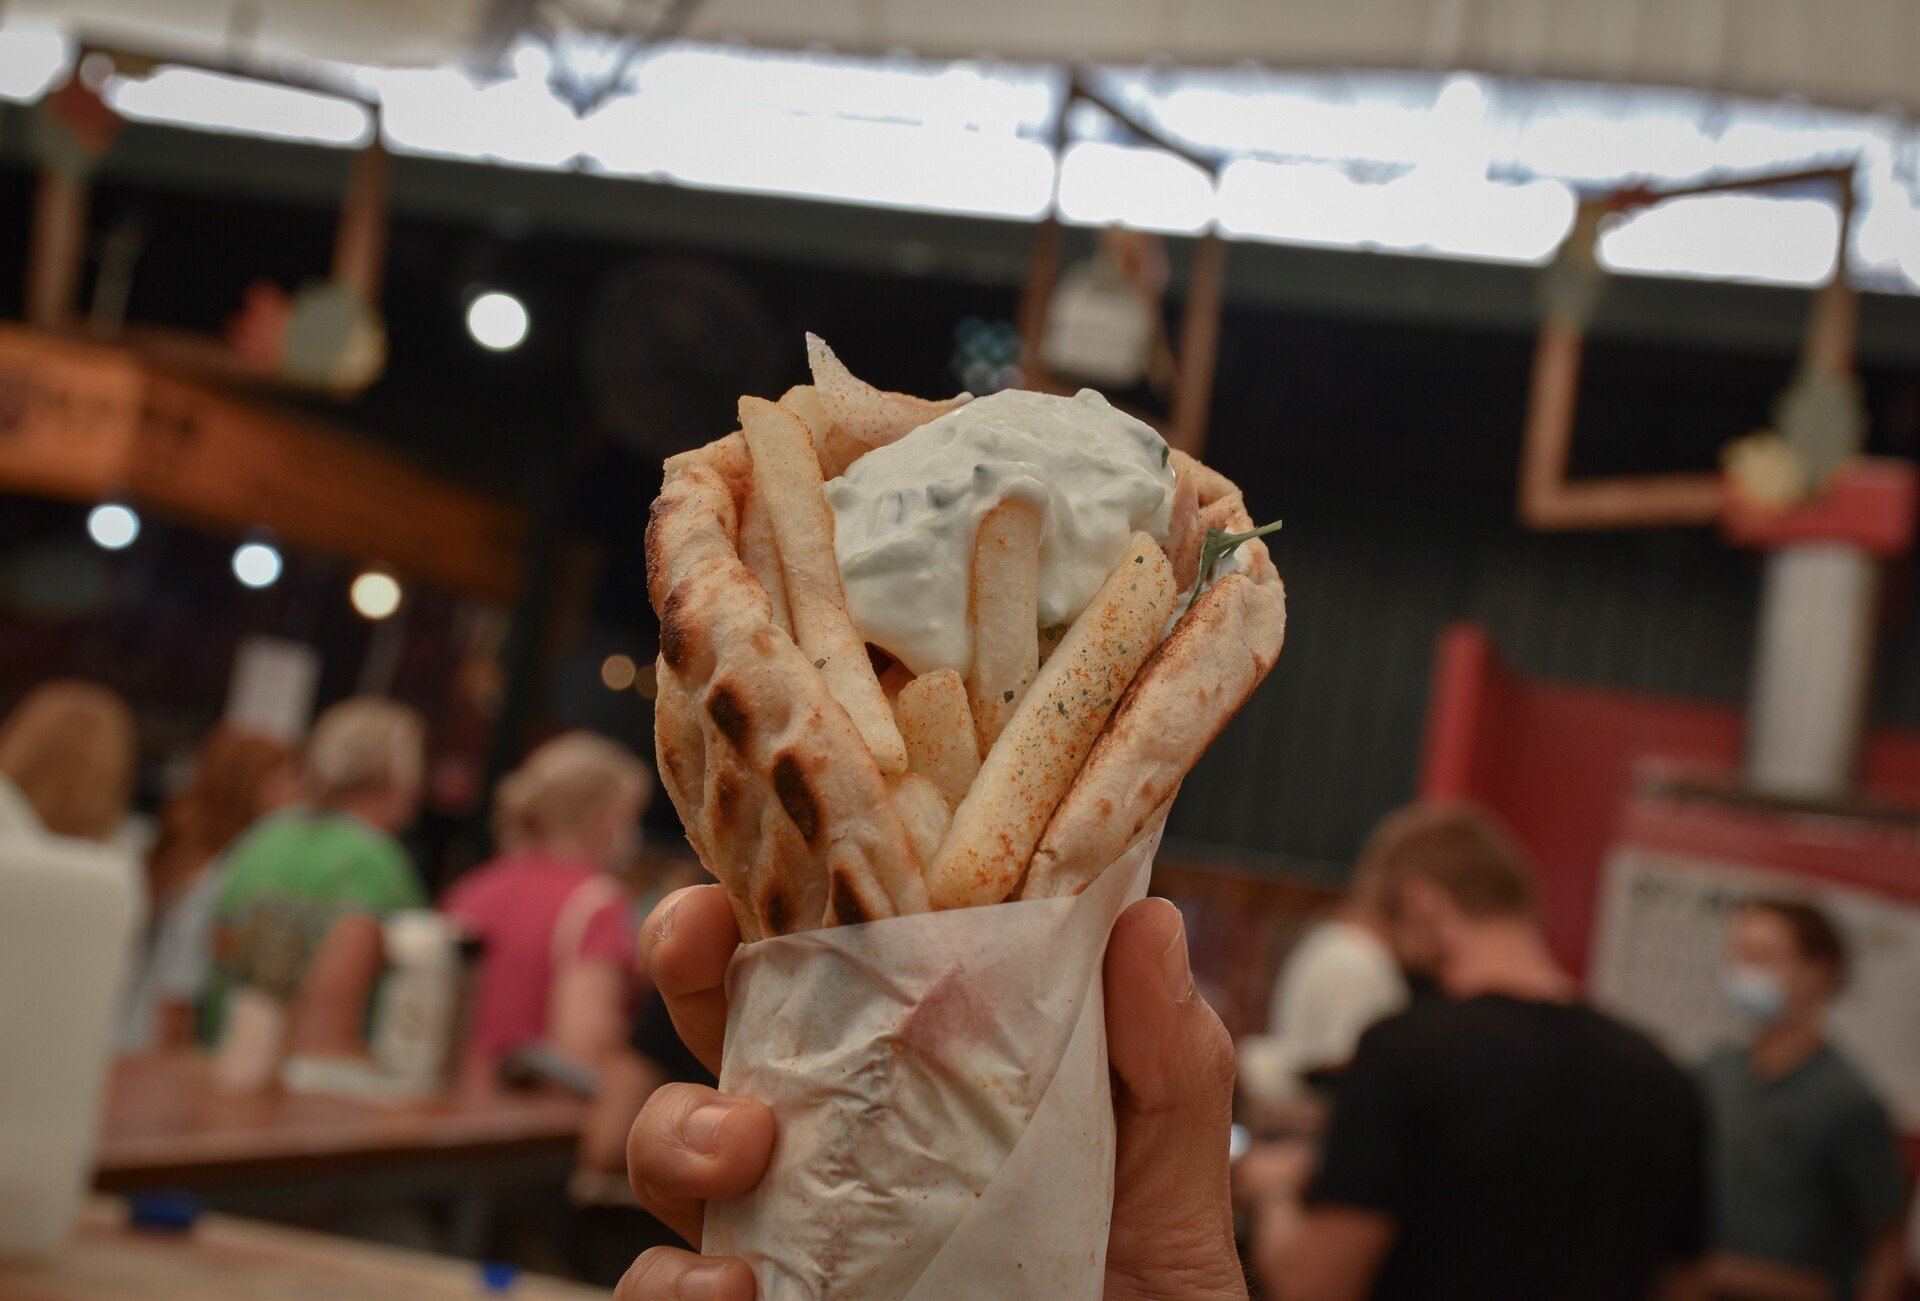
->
{"left": 703, "top": 822, "right": 1165, "bottom": 1299}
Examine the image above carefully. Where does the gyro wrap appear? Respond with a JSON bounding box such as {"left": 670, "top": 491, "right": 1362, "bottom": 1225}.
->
{"left": 703, "top": 821, "right": 1163, "bottom": 1300}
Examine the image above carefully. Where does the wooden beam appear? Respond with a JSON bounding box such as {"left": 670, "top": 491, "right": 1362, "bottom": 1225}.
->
{"left": 1015, "top": 215, "right": 1062, "bottom": 379}
{"left": 1168, "top": 231, "right": 1225, "bottom": 459}
{"left": 0, "top": 330, "right": 144, "bottom": 496}
{"left": 1517, "top": 164, "right": 1858, "bottom": 532}
{"left": 1517, "top": 320, "right": 1724, "bottom": 529}
{"left": 0, "top": 327, "right": 522, "bottom": 597}
{"left": 26, "top": 170, "right": 88, "bottom": 329}
{"left": 135, "top": 373, "right": 522, "bottom": 597}
{"left": 332, "top": 138, "right": 390, "bottom": 303}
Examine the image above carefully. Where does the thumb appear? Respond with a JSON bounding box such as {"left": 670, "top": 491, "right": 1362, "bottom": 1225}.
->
{"left": 1103, "top": 897, "right": 1247, "bottom": 1300}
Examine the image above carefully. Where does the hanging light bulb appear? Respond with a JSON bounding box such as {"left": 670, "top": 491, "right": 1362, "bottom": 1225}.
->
{"left": 86, "top": 502, "right": 140, "bottom": 550}
{"left": 350, "top": 570, "right": 403, "bottom": 620}
{"left": 232, "top": 540, "right": 283, "bottom": 589}
{"left": 466, "top": 290, "right": 529, "bottom": 351}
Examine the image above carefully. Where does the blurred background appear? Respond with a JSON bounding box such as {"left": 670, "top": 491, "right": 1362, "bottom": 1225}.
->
{"left": 0, "top": 2, "right": 1918, "bottom": 1298}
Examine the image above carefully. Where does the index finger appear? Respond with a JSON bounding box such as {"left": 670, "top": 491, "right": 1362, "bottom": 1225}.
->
{"left": 641, "top": 884, "right": 740, "bottom": 1076}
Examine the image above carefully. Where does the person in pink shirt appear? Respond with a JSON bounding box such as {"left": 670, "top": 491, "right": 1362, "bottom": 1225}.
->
{"left": 442, "top": 732, "right": 652, "bottom": 1070}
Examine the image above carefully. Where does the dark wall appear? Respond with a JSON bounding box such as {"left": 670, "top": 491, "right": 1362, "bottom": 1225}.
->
{"left": 1172, "top": 309, "right": 1920, "bottom": 867}
{"left": 5, "top": 147, "right": 1919, "bottom": 873}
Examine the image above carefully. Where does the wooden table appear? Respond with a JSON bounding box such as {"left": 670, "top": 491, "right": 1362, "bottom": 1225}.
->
{"left": 0, "top": 1200, "right": 602, "bottom": 1300}
{"left": 93, "top": 1052, "right": 588, "bottom": 1251}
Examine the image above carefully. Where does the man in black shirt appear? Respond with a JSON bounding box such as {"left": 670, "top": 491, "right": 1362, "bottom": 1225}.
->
{"left": 1270, "top": 803, "right": 1707, "bottom": 1301}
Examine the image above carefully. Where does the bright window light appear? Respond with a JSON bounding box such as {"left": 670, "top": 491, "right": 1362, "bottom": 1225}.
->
{"left": 603, "top": 104, "right": 1054, "bottom": 219}
{"left": 0, "top": 28, "right": 69, "bottom": 103}
{"left": 1056, "top": 142, "right": 1214, "bottom": 234}
{"left": 1515, "top": 111, "right": 1718, "bottom": 184}
{"left": 349, "top": 570, "right": 403, "bottom": 620}
{"left": 232, "top": 541, "right": 283, "bottom": 589}
{"left": 8, "top": 25, "right": 1920, "bottom": 294}
{"left": 355, "top": 57, "right": 582, "bottom": 169}
{"left": 467, "top": 291, "right": 529, "bottom": 351}
{"left": 1218, "top": 159, "right": 1574, "bottom": 264}
{"left": 1895, "top": 216, "right": 1920, "bottom": 290}
{"left": 85, "top": 503, "right": 139, "bottom": 550}
{"left": 1599, "top": 194, "right": 1842, "bottom": 286}
{"left": 106, "top": 67, "right": 372, "bottom": 146}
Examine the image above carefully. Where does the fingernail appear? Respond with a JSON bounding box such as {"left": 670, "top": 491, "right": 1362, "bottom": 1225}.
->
{"left": 653, "top": 893, "right": 684, "bottom": 944}
{"left": 685, "top": 1101, "right": 739, "bottom": 1154}
{"left": 678, "top": 1260, "right": 737, "bottom": 1301}
{"left": 1159, "top": 910, "right": 1196, "bottom": 1003}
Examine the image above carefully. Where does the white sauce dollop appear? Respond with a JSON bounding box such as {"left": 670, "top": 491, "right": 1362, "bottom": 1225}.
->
{"left": 825, "top": 388, "right": 1174, "bottom": 677}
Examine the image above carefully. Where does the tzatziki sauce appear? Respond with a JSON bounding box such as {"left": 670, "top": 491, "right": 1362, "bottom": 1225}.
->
{"left": 824, "top": 388, "right": 1174, "bottom": 677}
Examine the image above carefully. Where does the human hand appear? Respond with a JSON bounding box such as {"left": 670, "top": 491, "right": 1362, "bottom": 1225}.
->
{"left": 614, "top": 886, "right": 1246, "bottom": 1300}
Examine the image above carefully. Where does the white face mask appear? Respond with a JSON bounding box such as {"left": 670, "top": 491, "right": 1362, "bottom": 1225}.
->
{"left": 1721, "top": 964, "right": 1788, "bottom": 1025}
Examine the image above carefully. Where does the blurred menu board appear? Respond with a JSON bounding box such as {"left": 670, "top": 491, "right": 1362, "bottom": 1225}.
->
{"left": 1590, "top": 846, "right": 1920, "bottom": 1129}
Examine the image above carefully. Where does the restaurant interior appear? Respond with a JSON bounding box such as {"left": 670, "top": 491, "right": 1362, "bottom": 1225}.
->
{"left": 2, "top": 2, "right": 1919, "bottom": 1298}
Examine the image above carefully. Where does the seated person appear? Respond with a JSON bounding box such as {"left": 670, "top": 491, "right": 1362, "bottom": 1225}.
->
{"left": 0, "top": 679, "right": 138, "bottom": 850}
{"left": 442, "top": 731, "right": 650, "bottom": 1071}
{"left": 124, "top": 727, "right": 298, "bottom": 1051}
{"left": 211, "top": 698, "right": 426, "bottom": 1056}
{"left": 1699, "top": 898, "right": 1906, "bottom": 1301}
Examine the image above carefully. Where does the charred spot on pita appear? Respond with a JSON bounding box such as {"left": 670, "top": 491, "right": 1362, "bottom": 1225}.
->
{"left": 772, "top": 751, "right": 822, "bottom": 843}
{"left": 827, "top": 868, "right": 875, "bottom": 926}
{"left": 758, "top": 884, "right": 793, "bottom": 936}
{"left": 707, "top": 683, "right": 752, "bottom": 747}
{"left": 711, "top": 765, "right": 745, "bottom": 828}
{"left": 659, "top": 585, "right": 694, "bottom": 670}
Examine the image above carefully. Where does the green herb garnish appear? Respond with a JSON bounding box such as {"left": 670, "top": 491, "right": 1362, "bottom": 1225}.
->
{"left": 812, "top": 658, "right": 826, "bottom": 669}
{"left": 1160, "top": 445, "right": 1170, "bottom": 468}
{"left": 1185, "top": 519, "right": 1283, "bottom": 617}
{"left": 1002, "top": 690, "right": 1014, "bottom": 703}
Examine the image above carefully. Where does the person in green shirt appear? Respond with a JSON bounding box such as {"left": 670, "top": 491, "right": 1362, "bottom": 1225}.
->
{"left": 210, "top": 698, "right": 426, "bottom": 1053}
{"left": 1698, "top": 898, "right": 1907, "bottom": 1301}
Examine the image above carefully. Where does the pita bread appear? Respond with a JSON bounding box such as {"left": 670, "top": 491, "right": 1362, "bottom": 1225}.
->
{"left": 647, "top": 346, "right": 1286, "bottom": 928}
{"left": 648, "top": 442, "right": 930, "bottom": 933}
{"left": 1020, "top": 569, "right": 1285, "bottom": 899}
{"left": 1020, "top": 463, "right": 1286, "bottom": 900}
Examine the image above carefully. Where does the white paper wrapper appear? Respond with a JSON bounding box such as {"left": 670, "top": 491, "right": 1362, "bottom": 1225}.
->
{"left": 703, "top": 822, "right": 1164, "bottom": 1299}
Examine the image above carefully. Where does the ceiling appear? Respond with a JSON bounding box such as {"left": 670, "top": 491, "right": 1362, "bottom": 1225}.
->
{"left": 19, "top": 0, "right": 1920, "bottom": 113}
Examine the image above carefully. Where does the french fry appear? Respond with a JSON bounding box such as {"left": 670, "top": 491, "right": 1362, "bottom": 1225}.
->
{"left": 806, "top": 333, "right": 969, "bottom": 450}
{"left": 966, "top": 499, "right": 1042, "bottom": 755}
{"left": 739, "top": 484, "right": 791, "bottom": 637}
{"left": 780, "top": 384, "right": 831, "bottom": 436}
{"left": 1169, "top": 448, "right": 1236, "bottom": 505}
{"left": 1164, "top": 467, "right": 1201, "bottom": 593}
{"left": 927, "top": 533, "right": 1177, "bottom": 910}
{"left": 780, "top": 384, "right": 864, "bottom": 480}
{"left": 820, "top": 426, "right": 871, "bottom": 479}
{"left": 1199, "top": 489, "right": 1248, "bottom": 534}
{"left": 886, "top": 771, "right": 952, "bottom": 868}
{"left": 878, "top": 658, "right": 915, "bottom": 699}
{"left": 784, "top": 381, "right": 873, "bottom": 479}
{"left": 892, "top": 668, "right": 980, "bottom": 811}
{"left": 740, "top": 396, "right": 908, "bottom": 774}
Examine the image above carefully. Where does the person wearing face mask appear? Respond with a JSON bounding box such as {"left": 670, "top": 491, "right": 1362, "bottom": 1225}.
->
{"left": 441, "top": 732, "right": 651, "bottom": 1071}
{"left": 1697, "top": 899, "right": 1906, "bottom": 1301}
{"left": 1268, "top": 803, "right": 1707, "bottom": 1301}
